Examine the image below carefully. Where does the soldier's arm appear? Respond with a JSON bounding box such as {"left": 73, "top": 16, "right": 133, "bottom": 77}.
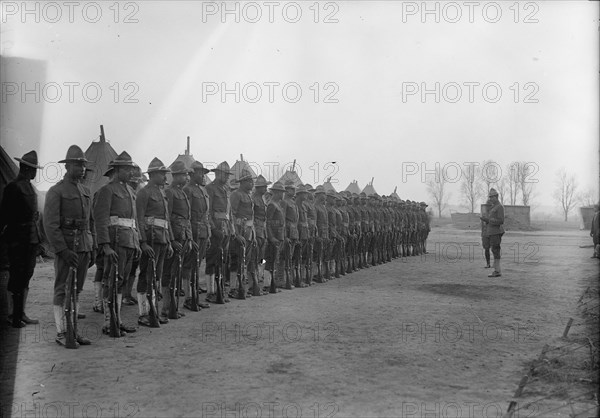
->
{"left": 0, "top": 183, "right": 17, "bottom": 234}
{"left": 136, "top": 188, "right": 149, "bottom": 243}
{"left": 93, "top": 185, "right": 113, "bottom": 246}
{"left": 206, "top": 185, "right": 216, "bottom": 231}
{"left": 43, "top": 187, "right": 68, "bottom": 254}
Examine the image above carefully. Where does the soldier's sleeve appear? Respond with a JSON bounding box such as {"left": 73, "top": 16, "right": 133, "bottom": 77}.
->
{"left": 0, "top": 183, "right": 15, "bottom": 235}
{"left": 164, "top": 188, "right": 176, "bottom": 241}
{"left": 43, "top": 186, "right": 68, "bottom": 254}
{"left": 93, "top": 185, "right": 113, "bottom": 246}
{"left": 136, "top": 188, "right": 148, "bottom": 243}
{"left": 206, "top": 185, "right": 216, "bottom": 231}
{"left": 230, "top": 191, "right": 240, "bottom": 218}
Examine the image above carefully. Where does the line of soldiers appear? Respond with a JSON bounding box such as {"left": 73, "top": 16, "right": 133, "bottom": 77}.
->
{"left": 1, "top": 146, "right": 431, "bottom": 348}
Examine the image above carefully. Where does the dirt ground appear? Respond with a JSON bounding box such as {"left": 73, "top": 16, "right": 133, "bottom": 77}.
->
{"left": 1, "top": 226, "right": 598, "bottom": 418}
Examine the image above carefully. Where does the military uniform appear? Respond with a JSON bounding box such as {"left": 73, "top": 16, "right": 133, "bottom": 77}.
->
{"left": 0, "top": 151, "right": 42, "bottom": 327}
{"left": 205, "top": 162, "right": 234, "bottom": 303}
{"left": 280, "top": 182, "right": 301, "bottom": 289}
{"left": 163, "top": 161, "right": 193, "bottom": 318}
{"left": 482, "top": 188, "right": 504, "bottom": 277}
{"left": 93, "top": 151, "right": 140, "bottom": 335}
{"left": 251, "top": 175, "right": 271, "bottom": 295}
{"left": 264, "top": 182, "right": 286, "bottom": 292}
{"left": 314, "top": 186, "right": 329, "bottom": 282}
{"left": 44, "top": 145, "right": 95, "bottom": 346}
{"left": 229, "top": 169, "right": 255, "bottom": 299}
{"left": 183, "top": 161, "right": 212, "bottom": 306}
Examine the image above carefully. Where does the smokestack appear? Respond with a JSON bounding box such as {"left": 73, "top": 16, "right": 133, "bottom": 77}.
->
{"left": 186, "top": 136, "right": 190, "bottom": 155}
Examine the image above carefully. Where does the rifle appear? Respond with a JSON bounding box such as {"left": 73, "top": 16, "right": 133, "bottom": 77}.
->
{"left": 146, "top": 226, "right": 160, "bottom": 327}
{"left": 189, "top": 241, "right": 200, "bottom": 311}
{"left": 284, "top": 238, "right": 293, "bottom": 289}
{"left": 64, "top": 231, "right": 81, "bottom": 348}
{"left": 250, "top": 239, "right": 262, "bottom": 296}
{"left": 268, "top": 241, "right": 278, "bottom": 293}
{"left": 168, "top": 242, "right": 183, "bottom": 319}
{"left": 236, "top": 238, "right": 246, "bottom": 299}
{"left": 215, "top": 246, "right": 225, "bottom": 303}
{"left": 107, "top": 228, "right": 120, "bottom": 337}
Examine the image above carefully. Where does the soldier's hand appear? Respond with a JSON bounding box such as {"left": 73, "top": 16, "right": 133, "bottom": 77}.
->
{"left": 59, "top": 249, "right": 78, "bottom": 268}
{"left": 141, "top": 242, "right": 155, "bottom": 259}
{"left": 184, "top": 240, "right": 192, "bottom": 254}
{"left": 269, "top": 237, "right": 280, "bottom": 245}
{"left": 191, "top": 240, "right": 199, "bottom": 253}
{"left": 172, "top": 241, "right": 183, "bottom": 254}
{"left": 134, "top": 245, "right": 142, "bottom": 259}
{"left": 166, "top": 243, "right": 174, "bottom": 259}
{"left": 103, "top": 244, "right": 118, "bottom": 264}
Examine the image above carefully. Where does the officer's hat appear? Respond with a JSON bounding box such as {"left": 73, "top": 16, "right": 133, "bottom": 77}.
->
{"left": 14, "top": 150, "right": 42, "bottom": 169}
{"left": 170, "top": 160, "right": 192, "bottom": 175}
{"left": 58, "top": 145, "right": 88, "bottom": 164}
{"left": 304, "top": 183, "right": 316, "bottom": 192}
{"left": 145, "top": 157, "right": 171, "bottom": 174}
{"left": 420, "top": 202, "right": 428, "bottom": 207}
{"left": 296, "top": 184, "right": 308, "bottom": 194}
{"left": 254, "top": 175, "right": 271, "bottom": 188}
{"left": 212, "top": 161, "right": 232, "bottom": 175}
{"left": 270, "top": 181, "right": 286, "bottom": 192}
{"left": 284, "top": 180, "right": 297, "bottom": 190}
{"left": 190, "top": 161, "right": 210, "bottom": 174}
{"left": 488, "top": 188, "right": 499, "bottom": 197}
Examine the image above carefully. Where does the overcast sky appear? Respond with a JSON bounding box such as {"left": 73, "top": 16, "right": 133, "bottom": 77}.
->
{"left": 1, "top": 1, "right": 598, "bottom": 212}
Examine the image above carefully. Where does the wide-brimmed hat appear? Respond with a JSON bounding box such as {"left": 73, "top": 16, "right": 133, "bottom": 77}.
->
{"left": 170, "top": 160, "right": 191, "bottom": 175}
{"left": 284, "top": 180, "right": 297, "bottom": 190}
{"left": 254, "top": 175, "right": 271, "bottom": 187}
{"left": 145, "top": 157, "right": 170, "bottom": 174}
{"left": 296, "top": 184, "right": 308, "bottom": 194}
{"left": 270, "top": 181, "right": 286, "bottom": 192}
{"left": 420, "top": 202, "right": 428, "bottom": 207}
{"left": 15, "top": 150, "right": 42, "bottom": 169}
{"left": 108, "top": 151, "right": 136, "bottom": 167}
{"left": 304, "top": 183, "right": 316, "bottom": 192}
{"left": 58, "top": 145, "right": 88, "bottom": 164}
{"left": 488, "top": 188, "right": 499, "bottom": 197}
{"left": 315, "top": 185, "right": 326, "bottom": 195}
{"left": 190, "top": 161, "right": 210, "bottom": 174}
{"left": 212, "top": 161, "right": 232, "bottom": 174}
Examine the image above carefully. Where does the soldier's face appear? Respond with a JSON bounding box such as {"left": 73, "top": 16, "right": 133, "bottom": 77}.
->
{"left": 285, "top": 188, "right": 295, "bottom": 198}
{"left": 66, "top": 162, "right": 86, "bottom": 180}
{"left": 151, "top": 171, "right": 167, "bottom": 186}
{"left": 173, "top": 173, "right": 188, "bottom": 186}
{"left": 215, "top": 170, "right": 229, "bottom": 183}
{"left": 240, "top": 178, "right": 254, "bottom": 192}
{"left": 193, "top": 170, "right": 205, "bottom": 185}
{"left": 117, "top": 166, "right": 134, "bottom": 183}
{"left": 255, "top": 185, "right": 266, "bottom": 196}
{"left": 489, "top": 195, "right": 498, "bottom": 204}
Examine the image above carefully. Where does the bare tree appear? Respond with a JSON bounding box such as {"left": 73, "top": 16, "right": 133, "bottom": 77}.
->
{"left": 577, "top": 188, "right": 599, "bottom": 207}
{"left": 495, "top": 176, "right": 508, "bottom": 205}
{"left": 460, "top": 163, "right": 484, "bottom": 213}
{"left": 426, "top": 173, "right": 450, "bottom": 218}
{"left": 506, "top": 162, "right": 520, "bottom": 205}
{"left": 516, "top": 161, "right": 536, "bottom": 206}
{"left": 552, "top": 168, "right": 578, "bottom": 221}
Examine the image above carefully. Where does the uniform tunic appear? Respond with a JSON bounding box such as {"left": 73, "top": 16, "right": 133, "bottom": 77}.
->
{"left": 205, "top": 181, "right": 232, "bottom": 275}
{"left": 0, "top": 174, "right": 41, "bottom": 293}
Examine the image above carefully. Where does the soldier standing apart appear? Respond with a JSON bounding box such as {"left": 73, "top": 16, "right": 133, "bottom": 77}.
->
{"left": 0, "top": 151, "right": 43, "bottom": 328}
{"left": 264, "top": 181, "right": 286, "bottom": 293}
{"left": 229, "top": 169, "right": 256, "bottom": 299}
{"left": 44, "top": 146, "right": 94, "bottom": 346}
{"left": 162, "top": 161, "right": 193, "bottom": 319}
{"left": 251, "top": 175, "right": 271, "bottom": 295}
{"left": 183, "top": 162, "right": 212, "bottom": 308}
{"left": 93, "top": 151, "right": 140, "bottom": 336}
{"left": 135, "top": 158, "right": 173, "bottom": 326}
{"left": 480, "top": 188, "right": 504, "bottom": 277}
{"left": 205, "top": 162, "right": 233, "bottom": 304}
{"left": 481, "top": 198, "right": 492, "bottom": 268}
